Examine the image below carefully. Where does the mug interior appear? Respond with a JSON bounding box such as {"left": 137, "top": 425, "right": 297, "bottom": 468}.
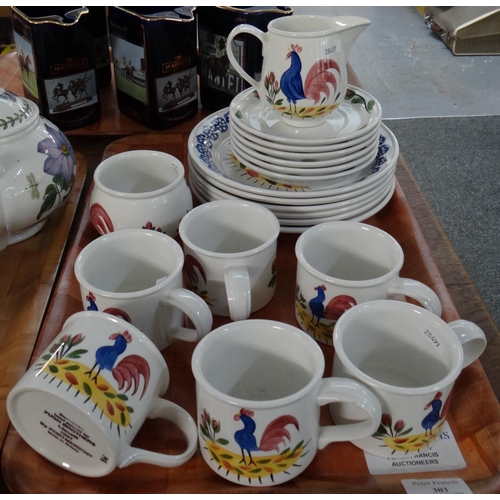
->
{"left": 194, "top": 321, "right": 322, "bottom": 403}
{"left": 76, "top": 231, "right": 182, "bottom": 294}
{"left": 298, "top": 222, "right": 401, "bottom": 282}
{"left": 335, "top": 302, "right": 461, "bottom": 390}
{"left": 7, "top": 388, "right": 116, "bottom": 477}
{"left": 180, "top": 201, "right": 279, "bottom": 255}
{"left": 96, "top": 151, "right": 183, "bottom": 194}
{"left": 270, "top": 15, "right": 334, "bottom": 34}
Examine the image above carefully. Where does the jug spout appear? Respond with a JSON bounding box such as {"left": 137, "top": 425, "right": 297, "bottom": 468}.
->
{"left": 332, "top": 16, "right": 371, "bottom": 59}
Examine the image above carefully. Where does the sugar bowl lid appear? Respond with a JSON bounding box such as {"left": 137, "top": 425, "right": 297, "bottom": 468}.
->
{"left": 0, "top": 88, "right": 39, "bottom": 139}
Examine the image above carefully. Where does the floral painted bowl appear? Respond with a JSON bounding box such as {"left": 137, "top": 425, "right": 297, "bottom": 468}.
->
{"left": 0, "top": 88, "right": 75, "bottom": 250}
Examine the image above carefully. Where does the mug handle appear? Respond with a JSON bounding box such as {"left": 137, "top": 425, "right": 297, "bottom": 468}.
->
{"left": 160, "top": 288, "right": 213, "bottom": 343}
{"left": 316, "top": 378, "right": 381, "bottom": 450}
{"left": 448, "top": 319, "right": 487, "bottom": 368}
{"left": 224, "top": 265, "right": 251, "bottom": 321}
{"left": 118, "top": 397, "right": 198, "bottom": 468}
{"left": 226, "top": 24, "right": 265, "bottom": 90}
{"left": 388, "top": 278, "right": 442, "bottom": 317}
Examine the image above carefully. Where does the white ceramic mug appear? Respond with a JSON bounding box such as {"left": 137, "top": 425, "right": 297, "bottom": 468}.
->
{"left": 6, "top": 311, "right": 198, "bottom": 477}
{"left": 89, "top": 150, "right": 193, "bottom": 238}
{"left": 74, "top": 229, "right": 213, "bottom": 351}
{"left": 226, "top": 15, "right": 370, "bottom": 127}
{"left": 330, "top": 300, "right": 487, "bottom": 457}
{"left": 179, "top": 200, "right": 280, "bottom": 321}
{"left": 191, "top": 319, "right": 382, "bottom": 487}
{"left": 295, "top": 221, "right": 442, "bottom": 345}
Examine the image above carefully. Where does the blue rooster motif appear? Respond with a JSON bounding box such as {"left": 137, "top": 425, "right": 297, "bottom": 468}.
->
{"left": 85, "top": 291, "right": 132, "bottom": 323}
{"left": 233, "top": 408, "right": 300, "bottom": 466}
{"left": 279, "top": 44, "right": 340, "bottom": 115}
{"left": 308, "top": 285, "right": 357, "bottom": 327}
{"left": 421, "top": 390, "right": 452, "bottom": 436}
{"left": 85, "top": 330, "right": 150, "bottom": 400}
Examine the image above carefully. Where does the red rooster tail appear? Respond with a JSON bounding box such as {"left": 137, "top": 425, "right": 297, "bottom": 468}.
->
{"left": 304, "top": 58, "right": 341, "bottom": 104}
{"left": 112, "top": 354, "right": 151, "bottom": 400}
{"left": 258, "top": 415, "right": 300, "bottom": 452}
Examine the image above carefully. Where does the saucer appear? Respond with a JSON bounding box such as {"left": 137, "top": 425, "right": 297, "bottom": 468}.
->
{"left": 188, "top": 108, "right": 397, "bottom": 198}
{"left": 229, "top": 85, "right": 382, "bottom": 146}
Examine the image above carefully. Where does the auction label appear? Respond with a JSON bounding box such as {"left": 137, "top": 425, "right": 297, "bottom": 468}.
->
{"left": 401, "top": 478, "right": 472, "bottom": 494}
{"left": 364, "top": 422, "right": 466, "bottom": 475}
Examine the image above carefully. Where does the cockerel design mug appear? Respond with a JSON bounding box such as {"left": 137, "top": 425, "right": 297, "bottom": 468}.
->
{"left": 295, "top": 221, "right": 442, "bottom": 345}
{"left": 330, "top": 300, "right": 486, "bottom": 457}
{"left": 191, "top": 319, "right": 381, "bottom": 487}
{"left": 179, "top": 200, "right": 280, "bottom": 321}
{"left": 6, "top": 311, "right": 198, "bottom": 477}
{"left": 74, "top": 229, "right": 213, "bottom": 351}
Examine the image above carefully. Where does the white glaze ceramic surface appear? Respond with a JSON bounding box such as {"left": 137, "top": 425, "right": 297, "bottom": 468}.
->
{"left": 6, "top": 311, "right": 198, "bottom": 476}
{"left": 74, "top": 229, "right": 213, "bottom": 351}
{"left": 330, "top": 300, "right": 486, "bottom": 457}
{"left": 192, "top": 319, "right": 381, "bottom": 486}
{"left": 89, "top": 150, "right": 192, "bottom": 238}
{"left": 227, "top": 16, "right": 370, "bottom": 128}
{"left": 0, "top": 88, "right": 76, "bottom": 250}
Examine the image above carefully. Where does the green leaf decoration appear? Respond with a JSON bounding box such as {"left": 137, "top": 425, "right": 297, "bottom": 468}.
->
{"left": 104, "top": 392, "right": 116, "bottom": 399}
{"left": 63, "top": 365, "right": 80, "bottom": 371}
{"left": 280, "top": 447, "right": 290, "bottom": 455}
{"left": 41, "top": 354, "right": 52, "bottom": 361}
{"left": 277, "top": 463, "right": 288, "bottom": 468}
{"left": 216, "top": 438, "right": 228, "bottom": 445}
{"left": 249, "top": 468, "right": 262, "bottom": 474}
{"left": 397, "top": 427, "right": 413, "bottom": 436}
{"left": 200, "top": 425, "right": 211, "bottom": 439}
{"left": 275, "top": 99, "right": 283, "bottom": 106}
{"left": 220, "top": 454, "right": 233, "bottom": 460}
{"left": 83, "top": 382, "right": 92, "bottom": 396}
{"left": 293, "top": 440, "right": 304, "bottom": 451}
{"left": 49, "top": 365, "right": 58, "bottom": 373}
{"left": 257, "top": 459, "right": 272, "bottom": 464}
{"left": 37, "top": 185, "right": 57, "bottom": 220}
{"left": 235, "top": 110, "right": 242, "bottom": 119}
{"left": 234, "top": 467, "right": 244, "bottom": 475}
{"left": 117, "top": 394, "right": 129, "bottom": 401}
{"left": 67, "top": 349, "right": 88, "bottom": 359}
{"left": 53, "top": 173, "right": 65, "bottom": 189}
{"left": 351, "top": 97, "right": 364, "bottom": 105}
{"left": 126, "top": 406, "right": 134, "bottom": 413}
{"left": 317, "top": 107, "right": 326, "bottom": 112}
{"left": 209, "top": 449, "right": 220, "bottom": 463}
{"left": 121, "top": 412, "right": 126, "bottom": 426}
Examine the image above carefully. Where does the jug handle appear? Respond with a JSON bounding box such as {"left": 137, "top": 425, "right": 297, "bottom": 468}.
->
{"left": 226, "top": 24, "right": 265, "bottom": 90}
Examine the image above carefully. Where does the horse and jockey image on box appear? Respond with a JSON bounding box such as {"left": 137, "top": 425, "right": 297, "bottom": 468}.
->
{"left": 45, "top": 71, "right": 98, "bottom": 114}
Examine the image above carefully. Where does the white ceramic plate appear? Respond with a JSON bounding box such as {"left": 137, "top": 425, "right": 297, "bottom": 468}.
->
{"left": 189, "top": 165, "right": 393, "bottom": 218}
{"left": 189, "top": 153, "right": 396, "bottom": 207}
{"left": 230, "top": 127, "right": 380, "bottom": 171}
{"left": 231, "top": 119, "right": 380, "bottom": 156}
{"left": 188, "top": 108, "right": 398, "bottom": 198}
{"left": 229, "top": 85, "right": 382, "bottom": 146}
{"left": 229, "top": 138, "right": 376, "bottom": 187}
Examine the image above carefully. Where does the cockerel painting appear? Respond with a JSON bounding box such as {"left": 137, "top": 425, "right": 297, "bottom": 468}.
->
{"left": 85, "top": 330, "right": 150, "bottom": 400}
{"left": 421, "top": 390, "right": 452, "bottom": 436}
{"left": 234, "top": 408, "right": 299, "bottom": 466}
{"left": 279, "top": 44, "right": 340, "bottom": 116}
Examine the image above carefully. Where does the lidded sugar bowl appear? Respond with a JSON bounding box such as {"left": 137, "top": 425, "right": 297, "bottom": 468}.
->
{"left": 0, "top": 88, "right": 75, "bottom": 250}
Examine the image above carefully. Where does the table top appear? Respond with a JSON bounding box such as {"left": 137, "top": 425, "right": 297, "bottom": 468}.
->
{"left": 1, "top": 51, "right": 499, "bottom": 493}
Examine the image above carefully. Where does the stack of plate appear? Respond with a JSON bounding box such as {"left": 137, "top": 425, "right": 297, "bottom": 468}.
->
{"left": 187, "top": 85, "right": 398, "bottom": 234}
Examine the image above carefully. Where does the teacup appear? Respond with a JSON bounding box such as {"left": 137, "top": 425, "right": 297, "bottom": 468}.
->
{"left": 295, "top": 221, "right": 442, "bottom": 345}
{"left": 74, "top": 229, "right": 213, "bottom": 351}
{"left": 89, "top": 150, "right": 193, "bottom": 238}
{"left": 191, "top": 319, "right": 382, "bottom": 487}
{"left": 6, "top": 311, "right": 198, "bottom": 477}
{"left": 330, "top": 300, "right": 487, "bottom": 457}
{"left": 226, "top": 15, "right": 370, "bottom": 127}
{"left": 179, "top": 200, "right": 280, "bottom": 321}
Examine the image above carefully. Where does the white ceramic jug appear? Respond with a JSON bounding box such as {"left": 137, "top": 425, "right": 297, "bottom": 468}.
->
{"left": 227, "top": 15, "right": 370, "bottom": 127}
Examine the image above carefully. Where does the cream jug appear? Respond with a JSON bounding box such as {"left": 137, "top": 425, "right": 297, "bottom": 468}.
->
{"left": 226, "top": 15, "right": 370, "bottom": 127}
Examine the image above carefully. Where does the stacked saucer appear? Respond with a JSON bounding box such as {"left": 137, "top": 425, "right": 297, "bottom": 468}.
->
{"left": 188, "top": 86, "right": 398, "bottom": 233}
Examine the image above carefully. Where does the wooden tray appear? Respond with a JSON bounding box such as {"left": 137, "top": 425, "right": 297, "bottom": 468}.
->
{"left": 2, "top": 136, "right": 499, "bottom": 493}
{"left": 0, "top": 154, "right": 86, "bottom": 448}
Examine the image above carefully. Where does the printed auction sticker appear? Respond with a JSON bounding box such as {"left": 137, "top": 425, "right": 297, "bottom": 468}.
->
{"left": 401, "top": 478, "right": 472, "bottom": 494}
{"left": 364, "top": 422, "right": 466, "bottom": 475}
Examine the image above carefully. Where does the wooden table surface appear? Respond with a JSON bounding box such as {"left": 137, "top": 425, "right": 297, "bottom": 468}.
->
{"left": 0, "top": 50, "right": 499, "bottom": 493}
